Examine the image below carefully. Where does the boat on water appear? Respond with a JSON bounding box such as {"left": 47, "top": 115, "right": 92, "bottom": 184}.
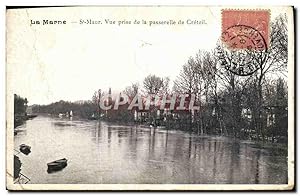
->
{"left": 19, "top": 144, "right": 31, "bottom": 155}
{"left": 47, "top": 158, "right": 68, "bottom": 173}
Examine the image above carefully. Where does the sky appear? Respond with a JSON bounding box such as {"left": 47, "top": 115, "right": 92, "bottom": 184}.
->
{"left": 6, "top": 6, "right": 287, "bottom": 105}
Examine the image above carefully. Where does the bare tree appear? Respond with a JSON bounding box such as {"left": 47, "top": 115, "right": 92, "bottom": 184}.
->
{"left": 91, "top": 89, "right": 104, "bottom": 118}
{"left": 173, "top": 57, "right": 198, "bottom": 94}
{"left": 143, "top": 74, "right": 170, "bottom": 95}
{"left": 173, "top": 57, "right": 200, "bottom": 132}
{"left": 196, "top": 51, "right": 230, "bottom": 135}
{"left": 124, "top": 83, "right": 139, "bottom": 99}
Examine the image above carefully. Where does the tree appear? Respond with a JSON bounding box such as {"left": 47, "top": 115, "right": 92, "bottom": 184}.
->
{"left": 14, "top": 94, "right": 28, "bottom": 116}
{"left": 92, "top": 89, "right": 104, "bottom": 118}
{"left": 14, "top": 94, "right": 28, "bottom": 128}
{"left": 173, "top": 57, "right": 201, "bottom": 132}
{"left": 142, "top": 74, "right": 170, "bottom": 124}
{"left": 173, "top": 57, "right": 198, "bottom": 94}
{"left": 143, "top": 74, "right": 170, "bottom": 95}
{"left": 124, "top": 83, "right": 139, "bottom": 99}
{"left": 273, "top": 78, "right": 288, "bottom": 141}
{"left": 251, "top": 14, "right": 288, "bottom": 141}
{"left": 263, "top": 78, "right": 288, "bottom": 142}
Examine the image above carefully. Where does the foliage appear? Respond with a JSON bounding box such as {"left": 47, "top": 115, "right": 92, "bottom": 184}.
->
{"left": 14, "top": 94, "right": 28, "bottom": 116}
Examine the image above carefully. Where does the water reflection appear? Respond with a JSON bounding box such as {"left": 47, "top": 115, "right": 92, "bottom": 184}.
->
{"left": 14, "top": 116, "right": 287, "bottom": 184}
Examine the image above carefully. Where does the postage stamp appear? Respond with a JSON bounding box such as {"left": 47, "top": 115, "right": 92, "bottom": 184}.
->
{"left": 219, "top": 10, "right": 271, "bottom": 76}
{"left": 221, "top": 10, "right": 270, "bottom": 50}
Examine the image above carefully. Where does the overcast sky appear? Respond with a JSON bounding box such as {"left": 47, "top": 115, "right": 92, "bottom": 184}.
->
{"left": 6, "top": 7, "right": 286, "bottom": 105}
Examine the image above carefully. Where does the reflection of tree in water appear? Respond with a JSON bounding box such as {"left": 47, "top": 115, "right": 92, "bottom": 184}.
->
{"left": 107, "top": 126, "right": 112, "bottom": 147}
{"left": 92, "top": 121, "right": 102, "bottom": 144}
{"left": 87, "top": 122, "right": 288, "bottom": 183}
{"left": 254, "top": 149, "right": 261, "bottom": 184}
{"left": 188, "top": 135, "right": 192, "bottom": 159}
{"left": 229, "top": 141, "right": 241, "bottom": 183}
{"left": 164, "top": 130, "right": 169, "bottom": 150}
{"left": 212, "top": 141, "right": 217, "bottom": 178}
{"left": 148, "top": 128, "right": 156, "bottom": 157}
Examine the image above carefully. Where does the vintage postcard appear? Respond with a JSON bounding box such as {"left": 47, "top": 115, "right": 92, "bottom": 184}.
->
{"left": 6, "top": 6, "right": 294, "bottom": 191}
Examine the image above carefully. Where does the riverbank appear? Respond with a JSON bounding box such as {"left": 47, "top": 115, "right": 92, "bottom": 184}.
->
{"left": 14, "top": 114, "right": 38, "bottom": 128}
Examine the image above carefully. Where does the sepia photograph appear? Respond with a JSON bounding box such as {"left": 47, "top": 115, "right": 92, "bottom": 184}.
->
{"left": 6, "top": 6, "right": 294, "bottom": 190}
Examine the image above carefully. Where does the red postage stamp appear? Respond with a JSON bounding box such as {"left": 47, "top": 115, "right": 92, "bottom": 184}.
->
{"left": 221, "top": 10, "right": 270, "bottom": 51}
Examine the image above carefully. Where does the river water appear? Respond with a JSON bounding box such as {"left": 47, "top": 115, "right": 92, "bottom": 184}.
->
{"left": 14, "top": 116, "right": 287, "bottom": 184}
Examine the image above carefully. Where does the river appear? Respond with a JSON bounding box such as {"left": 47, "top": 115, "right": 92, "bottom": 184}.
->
{"left": 14, "top": 115, "right": 288, "bottom": 184}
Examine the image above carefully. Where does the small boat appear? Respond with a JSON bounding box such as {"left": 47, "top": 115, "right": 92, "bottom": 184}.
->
{"left": 19, "top": 144, "right": 31, "bottom": 155}
{"left": 47, "top": 158, "right": 68, "bottom": 173}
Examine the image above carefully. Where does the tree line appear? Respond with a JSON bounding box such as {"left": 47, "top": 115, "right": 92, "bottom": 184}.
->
{"left": 14, "top": 94, "right": 28, "bottom": 127}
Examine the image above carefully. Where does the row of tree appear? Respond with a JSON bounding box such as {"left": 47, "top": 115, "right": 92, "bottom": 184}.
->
{"left": 117, "top": 14, "right": 288, "bottom": 143}
{"left": 32, "top": 100, "right": 95, "bottom": 119}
